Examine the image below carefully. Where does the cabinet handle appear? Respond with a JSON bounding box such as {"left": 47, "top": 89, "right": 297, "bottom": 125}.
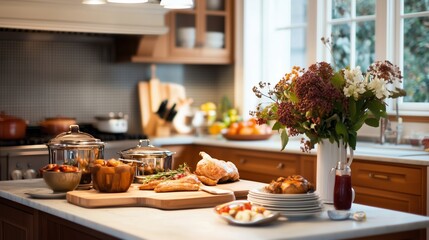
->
{"left": 276, "top": 163, "right": 284, "bottom": 169}
{"left": 239, "top": 158, "right": 247, "bottom": 164}
{"left": 368, "top": 173, "right": 390, "bottom": 180}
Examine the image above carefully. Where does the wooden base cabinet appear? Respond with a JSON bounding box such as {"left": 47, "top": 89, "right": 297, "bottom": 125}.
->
{"left": 166, "top": 144, "right": 428, "bottom": 216}
{"left": 0, "top": 198, "right": 117, "bottom": 240}
{"left": 352, "top": 160, "right": 427, "bottom": 215}
{"left": 167, "top": 144, "right": 316, "bottom": 184}
{"left": 0, "top": 198, "right": 37, "bottom": 240}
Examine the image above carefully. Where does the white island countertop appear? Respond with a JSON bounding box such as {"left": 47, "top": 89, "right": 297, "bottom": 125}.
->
{"left": 1, "top": 179, "right": 429, "bottom": 240}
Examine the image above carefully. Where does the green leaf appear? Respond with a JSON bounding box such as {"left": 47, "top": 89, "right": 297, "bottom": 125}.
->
{"left": 365, "top": 117, "right": 380, "bottom": 127}
{"left": 289, "top": 92, "right": 298, "bottom": 103}
{"left": 349, "top": 133, "right": 357, "bottom": 150}
{"left": 272, "top": 121, "right": 282, "bottom": 131}
{"left": 352, "top": 116, "right": 366, "bottom": 131}
{"left": 280, "top": 129, "right": 289, "bottom": 151}
{"left": 349, "top": 98, "right": 357, "bottom": 121}
{"left": 367, "top": 100, "right": 386, "bottom": 118}
{"left": 331, "top": 71, "right": 345, "bottom": 89}
{"left": 335, "top": 121, "right": 348, "bottom": 140}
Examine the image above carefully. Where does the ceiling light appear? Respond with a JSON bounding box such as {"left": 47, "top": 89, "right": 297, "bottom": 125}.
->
{"left": 160, "top": 0, "right": 193, "bottom": 9}
{"left": 82, "top": 0, "right": 107, "bottom": 4}
{"left": 107, "top": 0, "right": 148, "bottom": 3}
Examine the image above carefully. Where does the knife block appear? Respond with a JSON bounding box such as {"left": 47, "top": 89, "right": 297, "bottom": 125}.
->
{"left": 155, "top": 117, "right": 171, "bottom": 137}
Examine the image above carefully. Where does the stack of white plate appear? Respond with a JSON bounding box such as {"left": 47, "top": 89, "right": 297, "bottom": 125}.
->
{"left": 247, "top": 188, "right": 323, "bottom": 218}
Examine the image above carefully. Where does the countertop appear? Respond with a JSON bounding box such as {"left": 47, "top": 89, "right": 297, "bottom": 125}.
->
{"left": 1, "top": 179, "right": 429, "bottom": 240}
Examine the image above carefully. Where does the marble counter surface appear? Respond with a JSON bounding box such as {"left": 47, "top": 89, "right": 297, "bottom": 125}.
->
{"left": 1, "top": 179, "right": 429, "bottom": 240}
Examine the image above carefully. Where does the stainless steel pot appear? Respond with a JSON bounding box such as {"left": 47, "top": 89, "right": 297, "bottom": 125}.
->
{"left": 47, "top": 125, "right": 104, "bottom": 185}
{"left": 94, "top": 112, "right": 128, "bottom": 133}
{"left": 118, "top": 139, "right": 174, "bottom": 183}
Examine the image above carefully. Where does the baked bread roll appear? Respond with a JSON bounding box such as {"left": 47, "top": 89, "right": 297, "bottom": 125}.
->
{"left": 154, "top": 174, "right": 201, "bottom": 193}
{"left": 195, "top": 152, "right": 239, "bottom": 185}
{"left": 265, "top": 175, "right": 314, "bottom": 194}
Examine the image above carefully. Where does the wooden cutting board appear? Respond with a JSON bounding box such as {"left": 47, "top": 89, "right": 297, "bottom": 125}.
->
{"left": 66, "top": 180, "right": 266, "bottom": 210}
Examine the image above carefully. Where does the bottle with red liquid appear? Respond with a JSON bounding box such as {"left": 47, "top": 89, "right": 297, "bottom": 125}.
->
{"left": 333, "top": 161, "right": 352, "bottom": 210}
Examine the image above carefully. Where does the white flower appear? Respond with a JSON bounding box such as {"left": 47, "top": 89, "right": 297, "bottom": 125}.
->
{"left": 368, "top": 77, "right": 390, "bottom": 99}
{"left": 343, "top": 67, "right": 366, "bottom": 100}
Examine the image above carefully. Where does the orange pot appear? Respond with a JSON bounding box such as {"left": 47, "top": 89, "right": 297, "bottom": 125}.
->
{"left": 40, "top": 117, "right": 77, "bottom": 136}
{"left": 0, "top": 112, "right": 27, "bottom": 140}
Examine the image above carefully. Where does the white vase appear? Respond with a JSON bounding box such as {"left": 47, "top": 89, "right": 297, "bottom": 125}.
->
{"left": 316, "top": 139, "right": 347, "bottom": 203}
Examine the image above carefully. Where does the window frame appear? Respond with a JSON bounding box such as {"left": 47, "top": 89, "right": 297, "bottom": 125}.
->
{"left": 393, "top": 0, "right": 429, "bottom": 113}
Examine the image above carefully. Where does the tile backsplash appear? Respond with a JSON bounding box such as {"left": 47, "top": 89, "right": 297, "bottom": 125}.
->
{"left": 0, "top": 30, "right": 234, "bottom": 134}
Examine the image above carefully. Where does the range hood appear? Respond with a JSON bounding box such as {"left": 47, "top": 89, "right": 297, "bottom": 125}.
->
{"left": 0, "top": 0, "right": 169, "bottom": 35}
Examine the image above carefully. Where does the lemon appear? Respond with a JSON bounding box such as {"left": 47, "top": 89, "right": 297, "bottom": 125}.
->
{"left": 201, "top": 102, "right": 217, "bottom": 112}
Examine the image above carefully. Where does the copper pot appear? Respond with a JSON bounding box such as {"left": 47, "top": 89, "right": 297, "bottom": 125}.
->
{"left": 40, "top": 117, "right": 77, "bottom": 136}
{"left": 0, "top": 112, "right": 27, "bottom": 140}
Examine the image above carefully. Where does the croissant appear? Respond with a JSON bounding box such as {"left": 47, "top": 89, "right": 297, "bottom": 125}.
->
{"left": 195, "top": 152, "right": 239, "bottom": 185}
{"left": 265, "top": 175, "right": 315, "bottom": 194}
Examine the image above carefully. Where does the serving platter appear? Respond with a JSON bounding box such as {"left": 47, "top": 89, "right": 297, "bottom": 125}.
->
{"left": 222, "top": 133, "right": 272, "bottom": 141}
{"left": 214, "top": 200, "right": 281, "bottom": 226}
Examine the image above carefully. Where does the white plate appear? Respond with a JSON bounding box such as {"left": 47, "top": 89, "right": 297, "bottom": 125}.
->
{"left": 264, "top": 205, "right": 323, "bottom": 212}
{"left": 25, "top": 188, "right": 67, "bottom": 199}
{"left": 214, "top": 200, "right": 281, "bottom": 226}
{"left": 249, "top": 188, "right": 319, "bottom": 200}
{"left": 247, "top": 196, "right": 321, "bottom": 207}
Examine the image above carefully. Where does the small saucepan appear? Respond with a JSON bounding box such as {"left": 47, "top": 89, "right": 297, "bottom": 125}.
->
{"left": 40, "top": 116, "right": 77, "bottom": 136}
{"left": 94, "top": 112, "right": 128, "bottom": 134}
{"left": 0, "top": 112, "right": 27, "bottom": 140}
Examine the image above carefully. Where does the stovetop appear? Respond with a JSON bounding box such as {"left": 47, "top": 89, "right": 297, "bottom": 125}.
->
{"left": 0, "top": 124, "right": 147, "bottom": 147}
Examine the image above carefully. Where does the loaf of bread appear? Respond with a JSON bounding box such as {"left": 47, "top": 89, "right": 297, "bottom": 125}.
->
{"left": 195, "top": 152, "right": 239, "bottom": 185}
{"left": 265, "top": 175, "right": 314, "bottom": 194}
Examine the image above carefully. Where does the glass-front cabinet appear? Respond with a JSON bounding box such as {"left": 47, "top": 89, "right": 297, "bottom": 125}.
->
{"left": 132, "top": 0, "right": 233, "bottom": 64}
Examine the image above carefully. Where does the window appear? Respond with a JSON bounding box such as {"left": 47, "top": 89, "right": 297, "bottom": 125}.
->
{"left": 262, "top": 0, "right": 308, "bottom": 84}
{"left": 240, "top": 0, "right": 428, "bottom": 118}
{"left": 326, "top": 0, "right": 376, "bottom": 71}
{"left": 396, "top": 0, "right": 429, "bottom": 110}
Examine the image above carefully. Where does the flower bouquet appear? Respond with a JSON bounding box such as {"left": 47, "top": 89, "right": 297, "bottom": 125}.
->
{"left": 251, "top": 38, "right": 406, "bottom": 152}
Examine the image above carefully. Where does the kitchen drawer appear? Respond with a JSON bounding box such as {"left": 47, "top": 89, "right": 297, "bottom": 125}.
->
{"left": 353, "top": 186, "right": 423, "bottom": 215}
{"left": 231, "top": 150, "right": 300, "bottom": 180}
{"left": 352, "top": 160, "right": 423, "bottom": 195}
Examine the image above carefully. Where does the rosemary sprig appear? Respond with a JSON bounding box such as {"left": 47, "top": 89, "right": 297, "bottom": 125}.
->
{"left": 141, "top": 163, "right": 190, "bottom": 184}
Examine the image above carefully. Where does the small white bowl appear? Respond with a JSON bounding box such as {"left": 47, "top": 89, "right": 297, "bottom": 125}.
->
{"left": 206, "top": 31, "right": 224, "bottom": 41}
{"left": 178, "top": 27, "right": 196, "bottom": 40}
{"left": 205, "top": 40, "right": 223, "bottom": 48}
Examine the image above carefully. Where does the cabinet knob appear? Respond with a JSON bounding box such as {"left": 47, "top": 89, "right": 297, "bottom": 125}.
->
{"left": 368, "top": 173, "right": 390, "bottom": 180}
{"left": 239, "top": 158, "right": 246, "bottom": 164}
{"left": 276, "top": 163, "right": 284, "bottom": 169}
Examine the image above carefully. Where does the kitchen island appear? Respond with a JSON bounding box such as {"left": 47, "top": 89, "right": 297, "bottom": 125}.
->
{"left": 1, "top": 179, "right": 428, "bottom": 240}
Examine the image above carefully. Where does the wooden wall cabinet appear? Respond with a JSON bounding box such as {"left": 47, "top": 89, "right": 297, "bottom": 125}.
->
{"left": 131, "top": 0, "right": 234, "bottom": 64}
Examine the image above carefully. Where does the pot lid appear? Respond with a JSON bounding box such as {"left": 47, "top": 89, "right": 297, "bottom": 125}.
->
{"left": 47, "top": 125, "right": 104, "bottom": 148}
{"left": 119, "top": 139, "right": 174, "bottom": 158}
